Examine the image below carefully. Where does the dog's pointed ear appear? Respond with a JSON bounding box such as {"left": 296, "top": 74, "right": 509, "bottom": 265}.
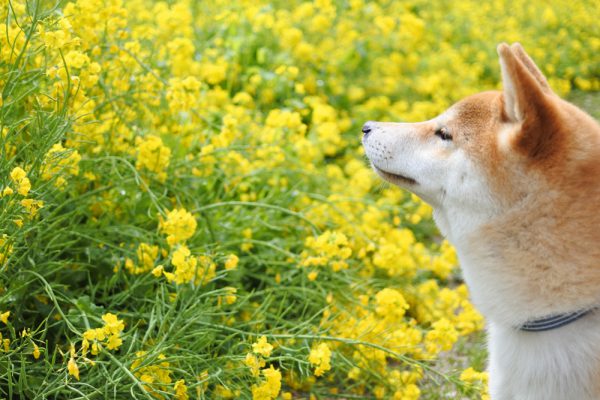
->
{"left": 509, "top": 43, "right": 553, "bottom": 93}
{"left": 497, "top": 43, "right": 559, "bottom": 159}
{"left": 498, "top": 43, "right": 550, "bottom": 123}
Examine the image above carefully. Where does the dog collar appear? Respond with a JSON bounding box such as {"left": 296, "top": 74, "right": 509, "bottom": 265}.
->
{"left": 519, "top": 308, "right": 596, "bottom": 332}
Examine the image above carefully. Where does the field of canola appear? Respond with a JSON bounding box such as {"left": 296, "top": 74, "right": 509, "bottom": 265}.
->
{"left": 0, "top": 0, "right": 598, "bottom": 398}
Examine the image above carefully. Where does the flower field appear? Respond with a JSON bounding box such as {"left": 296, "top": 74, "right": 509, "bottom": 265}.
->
{"left": 0, "top": 0, "right": 598, "bottom": 398}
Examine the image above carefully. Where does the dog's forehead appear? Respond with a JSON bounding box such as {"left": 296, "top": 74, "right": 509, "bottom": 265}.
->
{"left": 444, "top": 91, "right": 502, "bottom": 131}
{"left": 433, "top": 107, "right": 457, "bottom": 124}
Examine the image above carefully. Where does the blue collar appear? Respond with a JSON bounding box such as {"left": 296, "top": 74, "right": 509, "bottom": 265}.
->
{"left": 519, "top": 308, "right": 596, "bottom": 332}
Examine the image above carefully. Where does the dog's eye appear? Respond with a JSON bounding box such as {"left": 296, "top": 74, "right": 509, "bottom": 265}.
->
{"left": 435, "top": 127, "right": 452, "bottom": 141}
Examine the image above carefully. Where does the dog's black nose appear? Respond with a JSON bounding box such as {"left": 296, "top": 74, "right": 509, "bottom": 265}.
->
{"left": 362, "top": 122, "right": 374, "bottom": 139}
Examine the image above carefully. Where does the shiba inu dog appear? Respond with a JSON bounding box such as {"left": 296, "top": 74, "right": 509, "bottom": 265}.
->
{"left": 362, "top": 43, "right": 600, "bottom": 400}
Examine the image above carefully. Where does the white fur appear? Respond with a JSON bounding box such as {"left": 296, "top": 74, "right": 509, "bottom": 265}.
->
{"left": 487, "top": 316, "right": 600, "bottom": 400}
{"left": 362, "top": 110, "right": 498, "bottom": 242}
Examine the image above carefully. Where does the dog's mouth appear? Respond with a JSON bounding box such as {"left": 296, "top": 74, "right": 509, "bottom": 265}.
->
{"left": 373, "top": 166, "right": 418, "bottom": 185}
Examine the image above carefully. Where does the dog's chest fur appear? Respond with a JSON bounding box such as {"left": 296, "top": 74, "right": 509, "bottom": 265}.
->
{"left": 434, "top": 199, "right": 600, "bottom": 399}
{"left": 455, "top": 239, "right": 600, "bottom": 400}
{"left": 487, "top": 316, "right": 600, "bottom": 400}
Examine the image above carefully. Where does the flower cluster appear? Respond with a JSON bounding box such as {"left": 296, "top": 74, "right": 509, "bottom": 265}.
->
{"left": 159, "top": 208, "right": 197, "bottom": 246}
{"left": 82, "top": 313, "right": 125, "bottom": 354}
{"left": 308, "top": 343, "right": 332, "bottom": 377}
{"left": 67, "top": 313, "right": 126, "bottom": 381}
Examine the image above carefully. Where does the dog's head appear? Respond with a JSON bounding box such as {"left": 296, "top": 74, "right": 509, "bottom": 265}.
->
{"left": 363, "top": 43, "right": 600, "bottom": 239}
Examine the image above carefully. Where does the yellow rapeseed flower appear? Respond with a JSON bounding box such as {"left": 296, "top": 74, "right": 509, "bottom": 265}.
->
{"left": 106, "top": 334, "right": 123, "bottom": 350}
{"left": 174, "top": 379, "right": 189, "bottom": 400}
{"left": 0, "top": 311, "right": 9, "bottom": 324}
{"left": 67, "top": 357, "right": 80, "bottom": 380}
{"left": 9, "top": 167, "right": 30, "bottom": 196}
{"left": 252, "top": 336, "right": 273, "bottom": 358}
{"left": 160, "top": 208, "right": 197, "bottom": 246}
{"left": 224, "top": 254, "right": 239, "bottom": 270}
{"left": 32, "top": 343, "right": 41, "bottom": 359}
{"left": 308, "top": 343, "right": 332, "bottom": 377}
{"left": 245, "top": 352, "right": 266, "bottom": 377}
{"left": 375, "top": 288, "right": 409, "bottom": 321}
{"left": 102, "top": 313, "right": 125, "bottom": 335}
{"left": 252, "top": 366, "right": 281, "bottom": 400}
{"left": 135, "top": 135, "right": 171, "bottom": 182}
{"left": 170, "top": 245, "right": 197, "bottom": 284}
{"left": 20, "top": 199, "right": 44, "bottom": 217}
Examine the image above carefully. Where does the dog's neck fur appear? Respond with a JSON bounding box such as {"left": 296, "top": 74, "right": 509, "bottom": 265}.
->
{"left": 436, "top": 182, "right": 600, "bottom": 328}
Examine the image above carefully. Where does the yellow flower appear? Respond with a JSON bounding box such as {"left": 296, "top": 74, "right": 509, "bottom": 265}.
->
{"left": 9, "top": 167, "right": 26, "bottom": 181}
{"left": 93, "top": 327, "right": 106, "bottom": 341}
{"left": 64, "top": 50, "right": 89, "bottom": 69}
{"left": 166, "top": 76, "right": 202, "bottom": 114}
{"left": 126, "top": 243, "right": 159, "bottom": 274}
{"left": 252, "top": 336, "right": 273, "bottom": 358}
{"left": 460, "top": 367, "right": 490, "bottom": 399}
{"left": 174, "top": 379, "right": 189, "bottom": 400}
{"left": 151, "top": 265, "right": 164, "bottom": 277}
{"left": 32, "top": 343, "right": 41, "bottom": 359}
{"left": 102, "top": 313, "right": 125, "bottom": 335}
{"left": 9, "top": 167, "right": 30, "bottom": 196}
{"left": 20, "top": 199, "right": 44, "bottom": 217}
{"left": 241, "top": 228, "right": 253, "bottom": 251}
{"left": 106, "top": 334, "right": 123, "bottom": 350}
{"left": 424, "top": 318, "right": 459, "bottom": 357}
{"left": 160, "top": 208, "right": 197, "bottom": 246}
{"left": 170, "top": 245, "right": 197, "bottom": 284}
{"left": 81, "top": 338, "right": 90, "bottom": 355}
{"left": 252, "top": 366, "right": 282, "bottom": 400}
{"left": 0, "top": 311, "right": 9, "bottom": 324}
{"left": 81, "top": 313, "right": 125, "bottom": 355}
{"left": 0, "top": 235, "right": 14, "bottom": 266}
{"left": 224, "top": 254, "right": 239, "bottom": 270}
{"left": 130, "top": 351, "right": 173, "bottom": 394}
{"left": 68, "top": 357, "right": 80, "bottom": 380}
{"left": 308, "top": 343, "right": 332, "bottom": 377}
{"left": 245, "top": 352, "right": 265, "bottom": 377}
{"left": 375, "top": 288, "right": 409, "bottom": 321}
{"left": 223, "top": 287, "right": 237, "bottom": 305}
{"left": 201, "top": 60, "right": 227, "bottom": 85}
{"left": 135, "top": 135, "right": 171, "bottom": 182}
{"left": 83, "top": 329, "right": 97, "bottom": 341}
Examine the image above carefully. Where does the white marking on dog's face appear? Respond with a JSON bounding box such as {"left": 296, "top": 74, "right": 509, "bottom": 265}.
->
{"left": 362, "top": 106, "right": 498, "bottom": 241}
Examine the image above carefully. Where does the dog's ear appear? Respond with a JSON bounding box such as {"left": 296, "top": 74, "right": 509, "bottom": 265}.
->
{"left": 497, "top": 43, "right": 559, "bottom": 159}
{"left": 509, "top": 43, "right": 552, "bottom": 93}
{"left": 497, "top": 43, "right": 550, "bottom": 123}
